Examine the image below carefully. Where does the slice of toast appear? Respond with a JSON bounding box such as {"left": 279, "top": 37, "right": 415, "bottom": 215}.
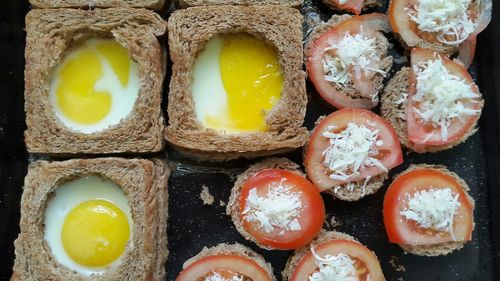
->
{"left": 11, "top": 157, "right": 170, "bottom": 281}
{"left": 304, "top": 14, "right": 394, "bottom": 109}
{"left": 166, "top": 5, "right": 308, "bottom": 161}
{"left": 389, "top": 164, "right": 475, "bottom": 256}
{"left": 181, "top": 243, "right": 277, "bottom": 280}
{"left": 29, "top": 0, "right": 167, "bottom": 10}
{"left": 177, "top": 0, "right": 302, "bottom": 8}
{"left": 24, "top": 8, "right": 166, "bottom": 155}
{"left": 380, "top": 67, "right": 481, "bottom": 153}
{"left": 226, "top": 158, "right": 305, "bottom": 250}
{"left": 321, "top": 0, "right": 383, "bottom": 14}
{"left": 282, "top": 231, "right": 374, "bottom": 280}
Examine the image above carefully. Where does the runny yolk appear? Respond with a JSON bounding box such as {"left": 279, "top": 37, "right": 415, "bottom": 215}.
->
{"left": 61, "top": 199, "right": 130, "bottom": 267}
{"left": 54, "top": 39, "right": 131, "bottom": 125}
{"left": 205, "top": 34, "right": 283, "bottom": 132}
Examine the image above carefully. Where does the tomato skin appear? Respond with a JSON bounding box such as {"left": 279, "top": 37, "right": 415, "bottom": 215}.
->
{"left": 290, "top": 239, "right": 386, "bottom": 281}
{"left": 305, "top": 108, "right": 403, "bottom": 191}
{"left": 407, "top": 48, "right": 482, "bottom": 147}
{"left": 176, "top": 255, "right": 272, "bottom": 281}
{"left": 306, "top": 14, "right": 390, "bottom": 109}
{"left": 383, "top": 167, "right": 474, "bottom": 245}
{"left": 239, "top": 169, "right": 325, "bottom": 250}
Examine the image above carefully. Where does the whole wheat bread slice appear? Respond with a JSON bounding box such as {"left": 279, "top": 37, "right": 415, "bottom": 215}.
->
{"left": 166, "top": 5, "right": 308, "bottom": 161}
{"left": 11, "top": 157, "right": 170, "bottom": 280}
{"left": 380, "top": 67, "right": 482, "bottom": 153}
{"left": 304, "top": 14, "right": 394, "bottom": 109}
{"left": 24, "top": 8, "right": 167, "bottom": 155}
{"left": 282, "top": 231, "right": 379, "bottom": 280}
{"left": 305, "top": 116, "right": 388, "bottom": 201}
{"left": 181, "top": 243, "right": 277, "bottom": 280}
{"left": 387, "top": 164, "right": 475, "bottom": 256}
{"left": 226, "top": 158, "right": 305, "bottom": 250}
{"left": 29, "top": 0, "right": 167, "bottom": 11}
{"left": 321, "top": 0, "right": 383, "bottom": 14}
{"left": 177, "top": 0, "right": 302, "bottom": 8}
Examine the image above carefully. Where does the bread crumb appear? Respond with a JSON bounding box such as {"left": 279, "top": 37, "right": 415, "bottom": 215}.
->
{"left": 200, "top": 185, "right": 214, "bottom": 205}
{"left": 389, "top": 256, "right": 407, "bottom": 272}
{"left": 219, "top": 200, "right": 226, "bottom": 207}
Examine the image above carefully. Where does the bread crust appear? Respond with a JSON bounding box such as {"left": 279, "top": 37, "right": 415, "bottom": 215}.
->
{"left": 304, "top": 14, "right": 394, "bottom": 109}
{"left": 11, "top": 157, "right": 170, "bottom": 281}
{"left": 282, "top": 231, "right": 368, "bottom": 280}
{"left": 29, "top": 0, "right": 167, "bottom": 10}
{"left": 24, "top": 8, "right": 167, "bottom": 155}
{"left": 177, "top": 0, "right": 302, "bottom": 8}
{"left": 389, "top": 164, "right": 475, "bottom": 256}
{"left": 182, "top": 243, "right": 277, "bottom": 281}
{"left": 380, "top": 67, "right": 483, "bottom": 153}
{"left": 226, "top": 158, "right": 305, "bottom": 250}
{"left": 166, "top": 5, "right": 308, "bottom": 161}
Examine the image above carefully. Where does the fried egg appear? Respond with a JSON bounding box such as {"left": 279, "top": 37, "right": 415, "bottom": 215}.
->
{"left": 49, "top": 38, "right": 140, "bottom": 134}
{"left": 44, "top": 176, "right": 133, "bottom": 275}
{"left": 192, "top": 33, "right": 283, "bottom": 133}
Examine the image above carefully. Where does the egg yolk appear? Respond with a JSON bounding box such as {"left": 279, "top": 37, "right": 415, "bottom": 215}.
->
{"left": 61, "top": 199, "right": 130, "bottom": 267}
{"left": 54, "top": 39, "right": 132, "bottom": 125}
{"left": 201, "top": 34, "right": 283, "bottom": 132}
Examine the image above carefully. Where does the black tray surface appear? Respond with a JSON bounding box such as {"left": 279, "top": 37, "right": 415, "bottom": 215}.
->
{"left": 1, "top": 1, "right": 499, "bottom": 281}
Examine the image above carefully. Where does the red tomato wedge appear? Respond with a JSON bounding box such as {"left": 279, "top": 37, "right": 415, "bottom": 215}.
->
{"left": 406, "top": 48, "right": 481, "bottom": 150}
{"left": 306, "top": 14, "right": 391, "bottom": 109}
{"left": 176, "top": 255, "right": 272, "bottom": 281}
{"left": 383, "top": 167, "right": 474, "bottom": 245}
{"left": 239, "top": 169, "right": 325, "bottom": 250}
{"left": 290, "top": 239, "right": 385, "bottom": 281}
{"left": 389, "top": 0, "right": 492, "bottom": 67}
{"left": 305, "top": 108, "right": 403, "bottom": 191}
{"left": 326, "top": 0, "right": 364, "bottom": 15}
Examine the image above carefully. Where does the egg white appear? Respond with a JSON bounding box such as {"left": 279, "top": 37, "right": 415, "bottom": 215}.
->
{"left": 49, "top": 38, "right": 140, "bottom": 134}
{"left": 44, "top": 175, "right": 133, "bottom": 275}
{"left": 191, "top": 37, "right": 230, "bottom": 131}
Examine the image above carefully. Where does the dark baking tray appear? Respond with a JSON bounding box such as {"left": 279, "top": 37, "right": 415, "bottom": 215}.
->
{"left": 0, "top": 1, "right": 499, "bottom": 280}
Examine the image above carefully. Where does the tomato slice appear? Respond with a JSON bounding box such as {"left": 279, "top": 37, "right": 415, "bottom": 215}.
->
{"left": 305, "top": 108, "right": 403, "bottom": 191}
{"left": 290, "top": 239, "right": 385, "bottom": 281}
{"left": 176, "top": 255, "right": 272, "bottom": 281}
{"left": 383, "top": 167, "right": 474, "bottom": 245}
{"left": 406, "top": 48, "right": 481, "bottom": 148}
{"left": 239, "top": 169, "right": 325, "bottom": 250}
{"left": 327, "top": 0, "right": 364, "bottom": 15}
{"left": 306, "top": 14, "right": 391, "bottom": 109}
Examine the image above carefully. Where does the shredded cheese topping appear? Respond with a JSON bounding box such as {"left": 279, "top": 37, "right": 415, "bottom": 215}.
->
{"left": 407, "top": 0, "right": 476, "bottom": 45}
{"left": 205, "top": 272, "right": 243, "bottom": 281}
{"left": 323, "top": 32, "right": 386, "bottom": 87}
{"left": 322, "top": 123, "right": 387, "bottom": 182}
{"left": 242, "top": 179, "right": 302, "bottom": 235}
{"left": 412, "top": 58, "right": 480, "bottom": 141}
{"left": 309, "top": 248, "right": 358, "bottom": 281}
{"left": 400, "top": 188, "right": 461, "bottom": 239}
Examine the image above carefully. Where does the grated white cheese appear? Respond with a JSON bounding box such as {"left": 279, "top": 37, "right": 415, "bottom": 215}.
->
{"left": 308, "top": 248, "right": 359, "bottom": 281}
{"left": 322, "top": 123, "right": 387, "bottom": 182}
{"left": 242, "top": 179, "right": 303, "bottom": 235}
{"left": 412, "top": 58, "right": 480, "bottom": 141}
{"left": 400, "top": 188, "right": 461, "bottom": 239}
{"left": 407, "top": 0, "right": 476, "bottom": 45}
{"left": 205, "top": 272, "right": 243, "bottom": 281}
{"left": 323, "top": 31, "right": 386, "bottom": 87}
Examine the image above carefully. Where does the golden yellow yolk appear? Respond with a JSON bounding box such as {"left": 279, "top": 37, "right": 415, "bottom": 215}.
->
{"left": 204, "top": 34, "right": 283, "bottom": 132}
{"left": 54, "top": 39, "right": 131, "bottom": 125}
{"left": 61, "top": 199, "right": 130, "bottom": 267}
